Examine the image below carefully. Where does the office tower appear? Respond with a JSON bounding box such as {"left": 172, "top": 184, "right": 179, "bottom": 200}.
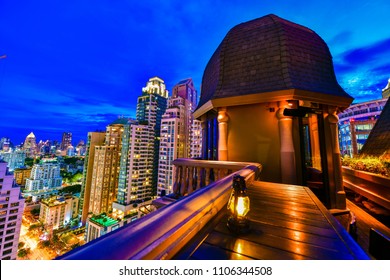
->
{"left": 61, "top": 132, "right": 72, "bottom": 151}
{"left": 157, "top": 78, "right": 199, "bottom": 196}
{"left": 136, "top": 77, "right": 168, "bottom": 196}
{"left": 23, "top": 132, "right": 37, "bottom": 157}
{"left": 0, "top": 150, "right": 26, "bottom": 172}
{"left": 112, "top": 119, "right": 154, "bottom": 219}
{"left": 0, "top": 161, "right": 25, "bottom": 260}
{"left": 87, "top": 122, "right": 124, "bottom": 216}
{"left": 79, "top": 132, "right": 106, "bottom": 225}
{"left": 25, "top": 159, "right": 62, "bottom": 191}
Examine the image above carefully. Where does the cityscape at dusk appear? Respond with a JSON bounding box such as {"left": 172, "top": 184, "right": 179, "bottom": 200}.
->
{"left": 1, "top": 0, "right": 390, "bottom": 144}
{"left": 1, "top": 2, "right": 390, "bottom": 278}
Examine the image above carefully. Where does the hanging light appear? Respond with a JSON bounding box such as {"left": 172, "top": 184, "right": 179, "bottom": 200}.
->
{"left": 227, "top": 175, "right": 250, "bottom": 234}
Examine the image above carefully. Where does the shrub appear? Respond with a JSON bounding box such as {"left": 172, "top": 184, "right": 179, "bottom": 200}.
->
{"left": 341, "top": 155, "right": 389, "bottom": 177}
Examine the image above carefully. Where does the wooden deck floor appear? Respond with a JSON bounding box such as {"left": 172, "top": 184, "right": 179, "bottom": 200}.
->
{"left": 175, "top": 181, "right": 369, "bottom": 260}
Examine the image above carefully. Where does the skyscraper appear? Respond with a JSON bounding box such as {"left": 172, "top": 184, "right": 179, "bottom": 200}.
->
{"left": 112, "top": 119, "right": 154, "bottom": 219}
{"left": 0, "top": 161, "right": 25, "bottom": 260}
{"left": 87, "top": 122, "right": 124, "bottom": 216}
{"left": 79, "top": 132, "right": 106, "bottom": 225}
{"left": 157, "top": 78, "right": 200, "bottom": 196}
{"left": 23, "top": 132, "right": 37, "bottom": 157}
{"left": 136, "top": 77, "right": 168, "bottom": 196}
{"left": 61, "top": 132, "right": 72, "bottom": 151}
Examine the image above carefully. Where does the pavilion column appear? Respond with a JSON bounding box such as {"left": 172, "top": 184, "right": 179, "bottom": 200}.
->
{"left": 217, "top": 108, "right": 229, "bottom": 161}
{"left": 325, "top": 107, "right": 346, "bottom": 209}
{"left": 276, "top": 103, "right": 297, "bottom": 184}
{"left": 200, "top": 117, "right": 208, "bottom": 159}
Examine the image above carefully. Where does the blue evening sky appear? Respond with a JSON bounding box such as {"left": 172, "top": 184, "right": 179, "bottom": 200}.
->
{"left": 1, "top": 0, "right": 390, "bottom": 145}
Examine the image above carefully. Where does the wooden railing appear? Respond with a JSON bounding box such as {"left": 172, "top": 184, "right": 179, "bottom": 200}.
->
{"left": 172, "top": 158, "right": 262, "bottom": 197}
{"left": 58, "top": 160, "right": 261, "bottom": 260}
{"left": 342, "top": 166, "right": 390, "bottom": 210}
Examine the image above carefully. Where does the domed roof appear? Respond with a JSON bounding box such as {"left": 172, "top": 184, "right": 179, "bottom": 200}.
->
{"left": 198, "top": 14, "right": 352, "bottom": 110}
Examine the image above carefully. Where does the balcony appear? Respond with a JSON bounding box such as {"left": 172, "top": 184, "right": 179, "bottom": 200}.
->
{"left": 58, "top": 159, "right": 368, "bottom": 260}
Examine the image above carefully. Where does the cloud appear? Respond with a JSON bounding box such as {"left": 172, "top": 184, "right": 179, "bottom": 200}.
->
{"left": 334, "top": 38, "right": 390, "bottom": 102}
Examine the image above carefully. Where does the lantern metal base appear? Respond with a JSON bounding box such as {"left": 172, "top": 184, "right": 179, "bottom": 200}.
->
{"left": 227, "top": 216, "right": 250, "bottom": 234}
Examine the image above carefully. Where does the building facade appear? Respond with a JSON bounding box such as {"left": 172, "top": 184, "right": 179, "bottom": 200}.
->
{"left": 112, "top": 119, "right": 154, "bottom": 220}
{"left": 61, "top": 132, "right": 72, "bottom": 151}
{"left": 0, "top": 161, "right": 25, "bottom": 260}
{"left": 137, "top": 77, "right": 168, "bottom": 196}
{"left": 338, "top": 98, "right": 387, "bottom": 156}
{"left": 87, "top": 122, "right": 124, "bottom": 216}
{"left": 39, "top": 194, "right": 79, "bottom": 230}
{"left": 13, "top": 167, "right": 32, "bottom": 186}
{"left": 22, "top": 132, "right": 37, "bottom": 158}
{"left": 25, "top": 160, "right": 62, "bottom": 191}
{"left": 157, "top": 78, "right": 200, "bottom": 196}
{"left": 0, "top": 150, "right": 26, "bottom": 172}
{"left": 79, "top": 132, "right": 106, "bottom": 225}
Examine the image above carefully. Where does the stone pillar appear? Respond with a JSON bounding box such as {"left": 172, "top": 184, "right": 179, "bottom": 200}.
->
{"left": 276, "top": 103, "right": 297, "bottom": 184}
{"left": 217, "top": 108, "right": 229, "bottom": 161}
{"left": 326, "top": 107, "right": 346, "bottom": 209}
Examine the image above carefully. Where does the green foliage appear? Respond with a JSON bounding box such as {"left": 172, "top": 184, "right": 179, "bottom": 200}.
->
{"left": 341, "top": 155, "right": 390, "bottom": 177}
{"left": 24, "top": 157, "right": 34, "bottom": 167}
{"left": 17, "top": 248, "right": 30, "bottom": 258}
{"left": 31, "top": 208, "right": 40, "bottom": 216}
{"left": 18, "top": 242, "right": 25, "bottom": 249}
{"left": 59, "top": 184, "right": 82, "bottom": 194}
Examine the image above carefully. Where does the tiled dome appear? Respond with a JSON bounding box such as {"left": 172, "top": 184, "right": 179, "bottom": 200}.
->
{"left": 198, "top": 14, "right": 352, "bottom": 109}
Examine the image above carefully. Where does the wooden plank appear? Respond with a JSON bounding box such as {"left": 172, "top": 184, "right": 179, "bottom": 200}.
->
{"left": 249, "top": 209, "right": 332, "bottom": 229}
{"left": 190, "top": 243, "right": 255, "bottom": 260}
{"left": 214, "top": 218, "right": 346, "bottom": 250}
{"left": 204, "top": 231, "right": 311, "bottom": 260}
{"left": 249, "top": 201, "right": 326, "bottom": 221}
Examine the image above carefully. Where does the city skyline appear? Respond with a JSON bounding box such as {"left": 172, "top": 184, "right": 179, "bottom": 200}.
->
{"left": 1, "top": 1, "right": 390, "bottom": 144}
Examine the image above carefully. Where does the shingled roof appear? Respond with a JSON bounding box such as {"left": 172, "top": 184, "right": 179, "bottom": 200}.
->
{"left": 360, "top": 97, "right": 390, "bottom": 157}
{"left": 198, "top": 14, "right": 352, "bottom": 109}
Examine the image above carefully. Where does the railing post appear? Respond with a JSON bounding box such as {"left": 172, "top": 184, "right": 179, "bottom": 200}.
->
{"left": 180, "top": 166, "right": 188, "bottom": 196}
{"left": 187, "top": 167, "right": 194, "bottom": 195}
{"left": 173, "top": 165, "right": 182, "bottom": 195}
{"left": 196, "top": 167, "right": 202, "bottom": 190}
{"left": 205, "top": 168, "right": 211, "bottom": 186}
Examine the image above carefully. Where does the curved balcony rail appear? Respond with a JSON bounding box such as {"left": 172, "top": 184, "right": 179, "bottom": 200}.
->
{"left": 58, "top": 159, "right": 262, "bottom": 260}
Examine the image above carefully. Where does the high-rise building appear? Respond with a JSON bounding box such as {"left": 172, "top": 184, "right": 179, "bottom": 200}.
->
{"left": 0, "top": 161, "right": 25, "bottom": 260}
{"left": 25, "top": 159, "right": 62, "bottom": 191}
{"left": 87, "top": 122, "right": 124, "bottom": 216}
{"left": 61, "top": 132, "right": 72, "bottom": 151}
{"left": 79, "top": 132, "right": 106, "bottom": 225}
{"left": 157, "top": 78, "right": 200, "bottom": 196}
{"left": 0, "top": 150, "right": 26, "bottom": 172}
{"left": 112, "top": 119, "right": 154, "bottom": 219}
{"left": 23, "top": 132, "right": 37, "bottom": 157}
{"left": 136, "top": 77, "right": 168, "bottom": 196}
